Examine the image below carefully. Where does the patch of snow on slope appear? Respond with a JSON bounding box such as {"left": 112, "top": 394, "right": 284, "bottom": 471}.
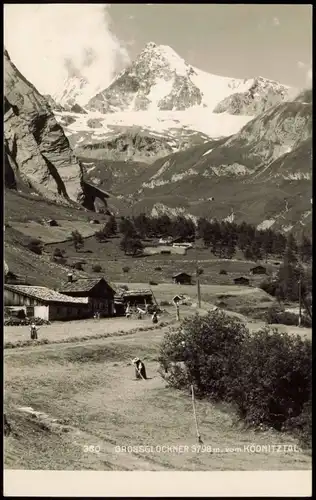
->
{"left": 212, "top": 164, "right": 250, "bottom": 176}
{"left": 54, "top": 108, "right": 253, "bottom": 142}
{"left": 156, "top": 45, "right": 189, "bottom": 76}
{"left": 150, "top": 160, "right": 172, "bottom": 180}
{"left": 171, "top": 169, "right": 198, "bottom": 182}
{"left": 282, "top": 173, "right": 311, "bottom": 180}
{"left": 203, "top": 148, "right": 213, "bottom": 156}
{"left": 257, "top": 219, "right": 276, "bottom": 230}
{"left": 142, "top": 179, "right": 169, "bottom": 189}
{"left": 282, "top": 224, "right": 294, "bottom": 232}
{"left": 191, "top": 70, "right": 254, "bottom": 110}
{"left": 147, "top": 79, "right": 174, "bottom": 109}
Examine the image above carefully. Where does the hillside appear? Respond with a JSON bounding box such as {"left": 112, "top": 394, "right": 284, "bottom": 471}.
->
{"left": 106, "top": 96, "right": 312, "bottom": 235}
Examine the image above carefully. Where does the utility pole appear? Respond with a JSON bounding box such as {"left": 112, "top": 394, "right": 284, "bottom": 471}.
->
{"left": 298, "top": 276, "right": 302, "bottom": 327}
{"left": 195, "top": 232, "right": 201, "bottom": 309}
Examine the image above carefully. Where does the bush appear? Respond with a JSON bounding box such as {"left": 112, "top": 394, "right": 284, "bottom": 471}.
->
{"left": 92, "top": 264, "right": 102, "bottom": 272}
{"left": 120, "top": 284, "right": 129, "bottom": 291}
{"left": 259, "top": 279, "right": 277, "bottom": 297}
{"left": 53, "top": 248, "right": 65, "bottom": 258}
{"left": 155, "top": 266, "right": 162, "bottom": 271}
{"left": 159, "top": 313, "right": 312, "bottom": 440}
{"left": 265, "top": 306, "right": 312, "bottom": 327}
{"left": 159, "top": 311, "right": 248, "bottom": 399}
{"left": 284, "top": 397, "right": 312, "bottom": 447}
{"left": 27, "top": 238, "right": 43, "bottom": 255}
{"left": 219, "top": 269, "right": 227, "bottom": 275}
{"left": 72, "top": 261, "right": 84, "bottom": 270}
{"left": 230, "top": 328, "right": 312, "bottom": 432}
{"left": 149, "top": 280, "right": 158, "bottom": 286}
{"left": 17, "top": 309, "right": 26, "bottom": 319}
{"left": 122, "top": 266, "right": 130, "bottom": 273}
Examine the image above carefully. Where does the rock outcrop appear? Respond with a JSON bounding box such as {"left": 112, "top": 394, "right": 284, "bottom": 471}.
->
{"left": 4, "top": 50, "right": 85, "bottom": 203}
{"left": 213, "top": 77, "right": 293, "bottom": 116}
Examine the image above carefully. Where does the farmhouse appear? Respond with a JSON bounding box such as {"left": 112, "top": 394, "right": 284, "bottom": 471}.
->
{"left": 249, "top": 265, "right": 267, "bottom": 275}
{"left": 172, "top": 272, "right": 192, "bottom": 285}
{"left": 59, "top": 276, "right": 115, "bottom": 317}
{"left": 234, "top": 277, "right": 250, "bottom": 286}
{"left": 4, "top": 284, "right": 89, "bottom": 321}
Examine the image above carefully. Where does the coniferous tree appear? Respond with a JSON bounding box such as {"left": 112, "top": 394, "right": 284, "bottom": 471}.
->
{"left": 299, "top": 234, "right": 312, "bottom": 263}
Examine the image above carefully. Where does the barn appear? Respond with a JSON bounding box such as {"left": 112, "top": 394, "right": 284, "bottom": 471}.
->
{"left": 249, "top": 265, "right": 267, "bottom": 275}
{"left": 4, "top": 284, "right": 89, "bottom": 321}
{"left": 172, "top": 272, "right": 192, "bottom": 285}
{"left": 59, "top": 276, "right": 115, "bottom": 317}
{"left": 233, "top": 276, "right": 250, "bottom": 286}
{"left": 116, "top": 289, "right": 154, "bottom": 309}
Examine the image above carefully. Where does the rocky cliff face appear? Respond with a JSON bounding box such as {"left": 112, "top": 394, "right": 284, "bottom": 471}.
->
{"left": 213, "top": 77, "right": 292, "bottom": 116}
{"left": 4, "top": 50, "right": 85, "bottom": 203}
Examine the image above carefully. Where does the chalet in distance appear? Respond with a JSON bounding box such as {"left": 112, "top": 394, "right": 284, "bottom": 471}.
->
{"left": 4, "top": 284, "right": 89, "bottom": 321}
{"left": 59, "top": 275, "right": 115, "bottom": 317}
{"left": 249, "top": 265, "right": 267, "bottom": 275}
{"left": 233, "top": 276, "right": 250, "bottom": 286}
{"left": 172, "top": 272, "right": 192, "bottom": 285}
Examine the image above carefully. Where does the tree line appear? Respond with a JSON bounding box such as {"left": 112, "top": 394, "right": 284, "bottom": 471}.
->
{"left": 101, "top": 213, "right": 311, "bottom": 262}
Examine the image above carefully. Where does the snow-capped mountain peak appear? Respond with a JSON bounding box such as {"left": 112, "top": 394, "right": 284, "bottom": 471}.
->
{"left": 85, "top": 42, "right": 259, "bottom": 114}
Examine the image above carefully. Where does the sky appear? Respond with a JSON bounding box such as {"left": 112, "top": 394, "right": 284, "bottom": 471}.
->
{"left": 4, "top": 3, "right": 312, "bottom": 96}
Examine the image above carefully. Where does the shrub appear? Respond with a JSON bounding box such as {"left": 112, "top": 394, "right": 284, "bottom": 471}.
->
{"left": 159, "top": 313, "right": 312, "bottom": 439}
{"left": 259, "top": 279, "right": 277, "bottom": 297}
{"left": 265, "top": 306, "right": 312, "bottom": 327}
{"left": 219, "top": 269, "right": 227, "bottom": 275}
{"left": 149, "top": 280, "right": 158, "bottom": 285}
{"left": 53, "top": 247, "right": 65, "bottom": 258}
{"left": 92, "top": 264, "right": 102, "bottom": 273}
{"left": 284, "top": 396, "right": 312, "bottom": 447}
{"left": 72, "top": 261, "right": 84, "bottom": 270}
{"left": 27, "top": 238, "right": 43, "bottom": 255}
{"left": 122, "top": 266, "right": 130, "bottom": 273}
{"left": 159, "top": 311, "right": 248, "bottom": 399}
{"left": 155, "top": 266, "right": 162, "bottom": 271}
{"left": 16, "top": 309, "right": 26, "bottom": 319}
{"left": 70, "top": 230, "right": 84, "bottom": 252}
{"left": 120, "top": 285, "right": 129, "bottom": 291}
{"left": 230, "top": 328, "right": 312, "bottom": 432}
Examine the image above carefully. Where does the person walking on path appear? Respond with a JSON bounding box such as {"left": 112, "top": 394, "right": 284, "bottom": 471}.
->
{"left": 30, "top": 323, "right": 39, "bottom": 340}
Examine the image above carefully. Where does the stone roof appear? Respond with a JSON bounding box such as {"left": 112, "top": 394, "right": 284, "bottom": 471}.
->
{"left": 4, "top": 284, "right": 88, "bottom": 304}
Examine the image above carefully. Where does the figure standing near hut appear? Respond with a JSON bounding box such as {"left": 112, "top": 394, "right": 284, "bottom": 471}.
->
{"left": 152, "top": 311, "right": 158, "bottom": 324}
{"left": 125, "top": 303, "right": 131, "bottom": 318}
{"left": 132, "top": 357, "right": 147, "bottom": 380}
{"left": 30, "top": 323, "right": 38, "bottom": 340}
